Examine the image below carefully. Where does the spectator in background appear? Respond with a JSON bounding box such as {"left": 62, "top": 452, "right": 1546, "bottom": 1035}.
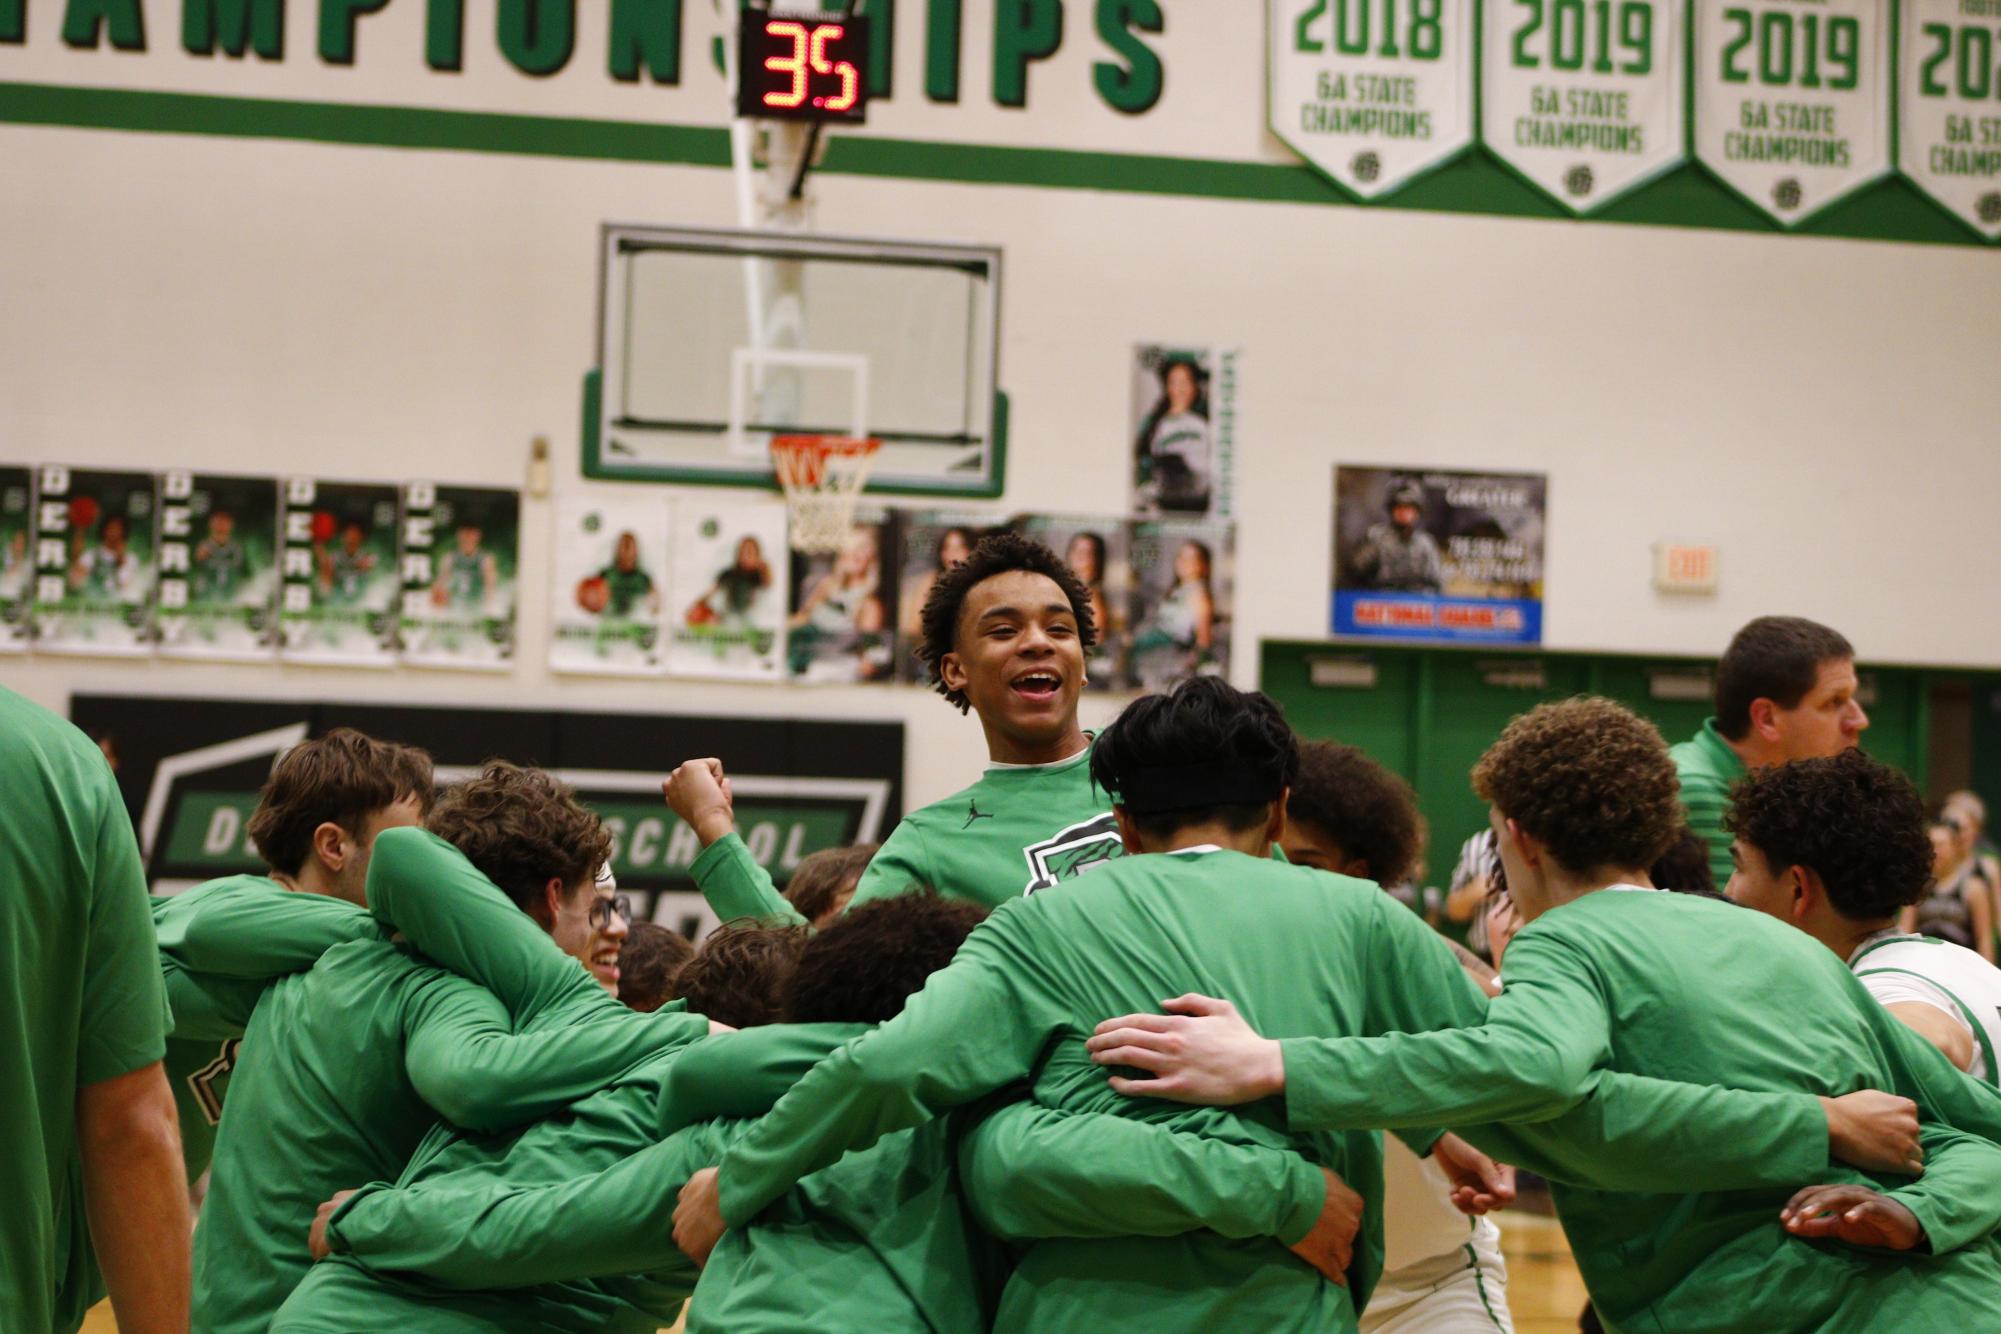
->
{"left": 1942, "top": 790, "right": 2000, "bottom": 954}
{"left": 1648, "top": 827, "right": 1716, "bottom": 896}
{"left": 781, "top": 844, "right": 880, "bottom": 929}
{"left": 618, "top": 922, "right": 694, "bottom": 1014}
{"left": 0, "top": 687, "right": 189, "bottom": 1334}
{"left": 1902, "top": 817, "right": 1997, "bottom": 963}
{"left": 1670, "top": 617, "right": 1868, "bottom": 888}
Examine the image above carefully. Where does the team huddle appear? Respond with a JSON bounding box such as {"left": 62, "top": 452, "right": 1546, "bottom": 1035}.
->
{"left": 13, "top": 534, "right": 2001, "bottom": 1334}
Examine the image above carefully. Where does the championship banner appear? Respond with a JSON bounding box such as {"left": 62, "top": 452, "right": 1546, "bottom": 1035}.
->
{"left": 667, "top": 496, "right": 788, "bottom": 682}
{"left": 156, "top": 472, "right": 279, "bottom": 662}
{"left": 1013, "top": 514, "right": 1134, "bottom": 692}
{"left": 549, "top": 492, "right": 670, "bottom": 678}
{"left": 1899, "top": 0, "right": 2001, "bottom": 241}
{"left": 278, "top": 477, "right": 400, "bottom": 667}
{"left": 31, "top": 465, "right": 157, "bottom": 656}
{"left": 0, "top": 466, "right": 31, "bottom": 653}
{"left": 1127, "top": 519, "right": 1234, "bottom": 690}
{"left": 1695, "top": 0, "right": 1891, "bottom": 224}
{"left": 788, "top": 505, "right": 899, "bottom": 684}
{"left": 1268, "top": 0, "right": 1477, "bottom": 198}
{"left": 1332, "top": 466, "right": 1546, "bottom": 644}
{"left": 1483, "top": 0, "right": 1688, "bottom": 211}
{"left": 398, "top": 482, "right": 520, "bottom": 671}
{"left": 69, "top": 694, "right": 904, "bottom": 934}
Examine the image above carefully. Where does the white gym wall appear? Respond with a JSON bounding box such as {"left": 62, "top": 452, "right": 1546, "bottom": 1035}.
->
{"left": 3, "top": 1, "right": 1998, "bottom": 808}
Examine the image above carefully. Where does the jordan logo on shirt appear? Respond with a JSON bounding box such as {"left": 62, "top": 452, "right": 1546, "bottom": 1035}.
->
{"left": 963, "top": 800, "right": 996, "bottom": 830}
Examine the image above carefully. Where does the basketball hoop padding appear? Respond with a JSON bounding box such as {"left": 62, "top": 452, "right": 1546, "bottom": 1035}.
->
{"left": 772, "top": 435, "right": 881, "bottom": 554}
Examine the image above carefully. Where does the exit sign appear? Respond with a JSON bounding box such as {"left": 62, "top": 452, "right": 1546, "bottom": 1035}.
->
{"left": 1653, "top": 543, "right": 1718, "bottom": 594}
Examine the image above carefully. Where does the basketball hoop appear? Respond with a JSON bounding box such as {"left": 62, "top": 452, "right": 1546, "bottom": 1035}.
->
{"left": 771, "top": 435, "right": 880, "bottom": 554}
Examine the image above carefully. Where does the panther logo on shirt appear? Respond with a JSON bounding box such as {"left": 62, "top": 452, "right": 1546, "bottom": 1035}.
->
{"left": 1021, "top": 814, "right": 1125, "bottom": 894}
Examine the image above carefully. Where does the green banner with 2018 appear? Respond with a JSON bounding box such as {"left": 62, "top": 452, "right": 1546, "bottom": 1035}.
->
{"left": 1270, "top": 0, "right": 2001, "bottom": 242}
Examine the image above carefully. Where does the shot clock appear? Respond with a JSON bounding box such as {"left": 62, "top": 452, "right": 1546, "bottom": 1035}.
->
{"left": 736, "top": 9, "right": 872, "bottom": 123}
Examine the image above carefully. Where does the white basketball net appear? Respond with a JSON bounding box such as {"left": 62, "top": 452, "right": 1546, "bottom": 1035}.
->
{"left": 772, "top": 435, "right": 881, "bottom": 554}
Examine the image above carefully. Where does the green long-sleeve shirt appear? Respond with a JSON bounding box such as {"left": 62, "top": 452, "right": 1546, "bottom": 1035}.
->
{"left": 298, "top": 1022, "right": 1325, "bottom": 1334}
{"left": 194, "top": 832, "right": 707, "bottom": 1334}
{"left": 151, "top": 877, "right": 377, "bottom": 1184}
{"left": 1279, "top": 887, "right": 2001, "bottom": 1332}
{"left": 1669, "top": 718, "right": 1747, "bottom": 889}
{"left": 696, "top": 744, "right": 1125, "bottom": 924}
{"left": 708, "top": 851, "right": 1503, "bottom": 1332}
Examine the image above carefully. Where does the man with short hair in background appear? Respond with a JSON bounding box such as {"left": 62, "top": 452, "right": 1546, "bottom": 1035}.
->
{"left": 1671, "top": 615, "right": 1868, "bottom": 887}
{"left": 0, "top": 687, "right": 188, "bottom": 1334}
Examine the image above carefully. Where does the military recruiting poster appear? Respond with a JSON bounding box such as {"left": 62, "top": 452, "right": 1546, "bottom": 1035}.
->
{"left": 1695, "top": 0, "right": 1890, "bottom": 223}
{"left": 1130, "top": 346, "right": 1239, "bottom": 521}
{"left": 549, "top": 493, "right": 669, "bottom": 677}
{"left": 1899, "top": 0, "right": 2001, "bottom": 240}
{"left": 0, "top": 467, "right": 32, "bottom": 652}
{"left": 399, "top": 482, "right": 520, "bottom": 671}
{"left": 1482, "top": 0, "right": 1688, "bottom": 210}
{"left": 1332, "top": 466, "right": 1546, "bottom": 643}
{"left": 892, "top": 512, "right": 995, "bottom": 683}
{"left": 667, "top": 496, "right": 788, "bottom": 682}
{"left": 155, "top": 472, "right": 279, "bottom": 662}
{"left": 788, "top": 507, "right": 898, "bottom": 684}
{"left": 278, "top": 478, "right": 401, "bottom": 667}
{"left": 1128, "top": 520, "right": 1233, "bottom": 690}
{"left": 1267, "top": 0, "right": 1477, "bottom": 198}
{"left": 31, "top": 466, "right": 157, "bottom": 656}
{"left": 1015, "top": 513, "right": 1133, "bottom": 691}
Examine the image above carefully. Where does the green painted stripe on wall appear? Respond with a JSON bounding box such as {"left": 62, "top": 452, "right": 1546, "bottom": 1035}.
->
{"left": 0, "top": 80, "right": 1987, "bottom": 247}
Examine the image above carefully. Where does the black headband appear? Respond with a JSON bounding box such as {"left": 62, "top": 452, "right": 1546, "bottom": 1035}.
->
{"left": 1113, "top": 762, "right": 1282, "bottom": 816}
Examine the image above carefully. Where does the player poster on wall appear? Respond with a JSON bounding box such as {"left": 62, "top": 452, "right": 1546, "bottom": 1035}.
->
{"left": 667, "top": 497, "right": 788, "bottom": 681}
{"left": 788, "top": 507, "right": 898, "bottom": 684}
{"left": 892, "top": 512, "right": 1001, "bottom": 683}
{"left": 156, "top": 471, "right": 279, "bottom": 662}
{"left": 278, "top": 478, "right": 400, "bottom": 667}
{"left": 0, "top": 467, "right": 32, "bottom": 652}
{"left": 31, "top": 466, "right": 158, "bottom": 656}
{"left": 398, "top": 483, "right": 520, "bottom": 671}
{"left": 1130, "top": 345, "right": 1239, "bottom": 521}
{"left": 1332, "top": 465, "right": 1546, "bottom": 644}
{"left": 549, "top": 493, "right": 669, "bottom": 677}
{"left": 1014, "top": 513, "right": 1133, "bottom": 691}
{"left": 1127, "top": 519, "right": 1233, "bottom": 689}
{"left": 1694, "top": 0, "right": 1890, "bottom": 224}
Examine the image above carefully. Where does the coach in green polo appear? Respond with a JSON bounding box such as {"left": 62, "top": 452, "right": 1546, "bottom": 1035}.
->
{"left": 1670, "top": 616, "right": 1868, "bottom": 887}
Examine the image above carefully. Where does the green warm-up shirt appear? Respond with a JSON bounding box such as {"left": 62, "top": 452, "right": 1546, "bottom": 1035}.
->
{"left": 696, "top": 744, "right": 1124, "bottom": 924}
{"left": 1278, "top": 887, "right": 2001, "bottom": 1332}
{"left": 151, "top": 876, "right": 376, "bottom": 1185}
{"left": 0, "top": 688, "right": 170, "bottom": 1334}
{"left": 1668, "top": 717, "right": 1747, "bottom": 889}
{"left": 714, "top": 849, "right": 1815, "bottom": 1334}
{"left": 193, "top": 829, "right": 709, "bottom": 1334}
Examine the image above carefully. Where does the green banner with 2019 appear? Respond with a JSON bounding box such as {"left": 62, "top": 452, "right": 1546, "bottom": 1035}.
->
{"left": 1270, "top": 0, "right": 2001, "bottom": 243}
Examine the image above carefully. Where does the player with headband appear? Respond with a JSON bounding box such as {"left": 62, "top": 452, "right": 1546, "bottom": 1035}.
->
{"left": 672, "top": 679, "right": 1907, "bottom": 1333}
{"left": 667, "top": 531, "right": 1124, "bottom": 920}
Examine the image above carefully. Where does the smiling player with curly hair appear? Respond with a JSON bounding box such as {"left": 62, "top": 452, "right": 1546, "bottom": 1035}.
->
{"left": 665, "top": 531, "right": 1131, "bottom": 922}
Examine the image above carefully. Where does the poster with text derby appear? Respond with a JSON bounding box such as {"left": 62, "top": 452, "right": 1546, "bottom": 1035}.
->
{"left": 0, "top": 467, "right": 32, "bottom": 652}
{"left": 1332, "top": 466, "right": 1546, "bottom": 643}
{"left": 32, "top": 466, "right": 158, "bottom": 657}
{"left": 399, "top": 483, "right": 520, "bottom": 671}
{"left": 278, "top": 478, "right": 401, "bottom": 667}
{"left": 156, "top": 471, "right": 279, "bottom": 662}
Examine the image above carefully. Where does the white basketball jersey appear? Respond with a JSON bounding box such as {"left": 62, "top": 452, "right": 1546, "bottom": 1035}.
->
{"left": 1850, "top": 932, "right": 2001, "bottom": 1086}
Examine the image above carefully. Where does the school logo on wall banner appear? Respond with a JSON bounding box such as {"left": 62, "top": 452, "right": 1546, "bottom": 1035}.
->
{"left": 73, "top": 696, "right": 904, "bottom": 936}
